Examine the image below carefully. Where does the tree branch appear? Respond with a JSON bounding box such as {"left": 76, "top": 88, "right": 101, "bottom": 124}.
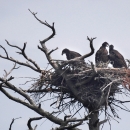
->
{"left": 0, "top": 78, "right": 35, "bottom": 105}
{"left": 0, "top": 45, "right": 9, "bottom": 58}
{"left": 0, "top": 86, "right": 34, "bottom": 107}
{"left": 98, "top": 119, "right": 108, "bottom": 126}
{"left": 9, "top": 117, "right": 21, "bottom": 130}
{"left": 0, "top": 48, "right": 41, "bottom": 73}
{"left": 0, "top": 85, "right": 64, "bottom": 126}
{"left": 58, "top": 36, "right": 96, "bottom": 66}
{"left": 28, "top": 9, "right": 55, "bottom": 44}
{"left": 29, "top": 9, "right": 59, "bottom": 70}
{"left": 57, "top": 121, "right": 83, "bottom": 130}
{"left": 48, "top": 47, "right": 58, "bottom": 55}
{"left": 5, "top": 40, "right": 42, "bottom": 73}
{"left": 27, "top": 117, "right": 43, "bottom": 130}
{"left": 3, "top": 62, "right": 19, "bottom": 80}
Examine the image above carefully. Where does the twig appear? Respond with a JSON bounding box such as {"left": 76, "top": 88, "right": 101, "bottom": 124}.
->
{"left": 0, "top": 45, "right": 9, "bottom": 58}
{"left": 3, "top": 63, "right": 19, "bottom": 80}
{"left": 48, "top": 47, "right": 58, "bottom": 55}
{"left": 9, "top": 117, "right": 21, "bottom": 130}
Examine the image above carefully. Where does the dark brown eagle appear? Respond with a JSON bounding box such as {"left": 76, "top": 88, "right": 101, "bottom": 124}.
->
{"left": 95, "top": 42, "right": 109, "bottom": 67}
{"left": 62, "top": 48, "right": 82, "bottom": 60}
{"left": 109, "top": 45, "right": 127, "bottom": 68}
{"left": 62, "top": 48, "right": 86, "bottom": 69}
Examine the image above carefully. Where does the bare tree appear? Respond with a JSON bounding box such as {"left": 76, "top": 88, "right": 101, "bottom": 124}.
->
{"left": 0, "top": 10, "right": 130, "bottom": 130}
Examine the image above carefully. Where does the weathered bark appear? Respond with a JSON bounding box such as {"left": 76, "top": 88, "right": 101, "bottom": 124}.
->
{"left": 88, "top": 110, "right": 99, "bottom": 130}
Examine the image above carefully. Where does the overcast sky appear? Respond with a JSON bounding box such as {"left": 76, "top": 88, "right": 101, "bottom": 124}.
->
{"left": 0, "top": 0, "right": 130, "bottom": 130}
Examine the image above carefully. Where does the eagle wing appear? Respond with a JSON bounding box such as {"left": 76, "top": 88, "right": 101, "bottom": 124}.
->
{"left": 95, "top": 47, "right": 108, "bottom": 63}
{"left": 69, "top": 51, "right": 81, "bottom": 60}
{"left": 65, "top": 50, "right": 81, "bottom": 60}
{"left": 110, "top": 50, "right": 127, "bottom": 68}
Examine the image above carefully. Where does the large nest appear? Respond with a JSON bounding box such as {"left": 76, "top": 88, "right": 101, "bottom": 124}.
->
{"left": 28, "top": 61, "right": 130, "bottom": 116}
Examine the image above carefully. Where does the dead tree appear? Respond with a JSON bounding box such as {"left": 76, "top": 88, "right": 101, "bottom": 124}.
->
{"left": 0, "top": 10, "right": 130, "bottom": 130}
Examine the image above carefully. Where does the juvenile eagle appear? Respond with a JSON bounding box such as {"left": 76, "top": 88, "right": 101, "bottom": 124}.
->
{"left": 95, "top": 42, "right": 109, "bottom": 67}
{"left": 62, "top": 48, "right": 82, "bottom": 60}
{"left": 109, "top": 45, "right": 127, "bottom": 68}
{"left": 62, "top": 48, "right": 86, "bottom": 69}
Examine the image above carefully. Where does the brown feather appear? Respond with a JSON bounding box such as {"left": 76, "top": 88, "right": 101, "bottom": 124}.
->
{"left": 95, "top": 42, "right": 109, "bottom": 67}
{"left": 109, "top": 45, "right": 127, "bottom": 68}
{"left": 62, "top": 48, "right": 81, "bottom": 60}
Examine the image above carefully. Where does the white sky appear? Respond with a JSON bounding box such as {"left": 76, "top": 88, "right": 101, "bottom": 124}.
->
{"left": 0, "top": 0, "right": 130, "bottom": 130}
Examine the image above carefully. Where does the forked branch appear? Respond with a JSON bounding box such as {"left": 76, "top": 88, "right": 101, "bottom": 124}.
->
{"left": 29, "top": 9, "right": 59, "bottom": 69}
{"left": 5, "top": 40, "right": 42, "bottom": 73}
{"left": 0, "top": 45, "right": 41, "bottom": 73}
{"left": 28, "top": 9, "right": 55, "bottom": 45}
{"left": 3, "top": 62, "right": 19, "bottom": 80}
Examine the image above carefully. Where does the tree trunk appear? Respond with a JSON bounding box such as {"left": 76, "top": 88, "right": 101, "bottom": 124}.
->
{"left": 88, "top": 110, "right": 99, "bottom": 130}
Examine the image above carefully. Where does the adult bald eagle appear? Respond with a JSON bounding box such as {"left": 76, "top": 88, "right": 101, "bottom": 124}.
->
{"left": 109, "top": 45, "right": 127, "bottom": 68}
{"left": 95, "top": 42, "right": 109, "bottom": 67}
{"left": 62, "top": 48, "right": 82, "bottom": 60}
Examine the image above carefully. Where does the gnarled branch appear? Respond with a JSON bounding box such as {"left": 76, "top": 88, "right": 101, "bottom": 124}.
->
{"left": 5, "top": 40, "right": 42, "bottom": 73}
{"left": 27, "top": 117, "right": 43, "bottom": 130}
{"left": 0, "top": 44, "right": 41, "bottom": 73}
{"left": 29, "top": 9, "right": 59, "bottom": 70}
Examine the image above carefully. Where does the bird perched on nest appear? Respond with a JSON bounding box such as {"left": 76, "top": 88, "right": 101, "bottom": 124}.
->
{"left": 62, "top": 48, "right": 82, "bottom": 60}
{"left": 95, "top": 42, "right": 109, "bottom": 67}
{"left": 62, "top": 48, "right": 86, "bottom": 70}
{"left": 109, "top": 45, "right": 127, "bottom": 68}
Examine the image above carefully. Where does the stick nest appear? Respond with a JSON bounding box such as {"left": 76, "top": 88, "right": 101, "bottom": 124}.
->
{"left": 28, "top": 61, "right": 130, "bottom": 116}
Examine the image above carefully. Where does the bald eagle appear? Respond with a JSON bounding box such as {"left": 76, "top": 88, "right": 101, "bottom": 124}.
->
{"left": 62, "top": 48, "right": 87, "bottom": 70}
{"left": 95, "top": 42, "right": 109, "bottom": 67}
{"left": 109, "top": 45, "right": 127, "bottom": 68}
{"left": 62, "top": 48, "right": 82, "bottom": 60}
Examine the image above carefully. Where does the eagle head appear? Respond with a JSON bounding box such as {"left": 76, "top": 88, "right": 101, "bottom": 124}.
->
{"left": 62, "top": 48, "right": 69, "bottom": 55}
{"left": 102, "top": 42, "right": 109, "bottom": 47}
{"left": 109, "top": 45, "right": 114, "bottom": 50}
